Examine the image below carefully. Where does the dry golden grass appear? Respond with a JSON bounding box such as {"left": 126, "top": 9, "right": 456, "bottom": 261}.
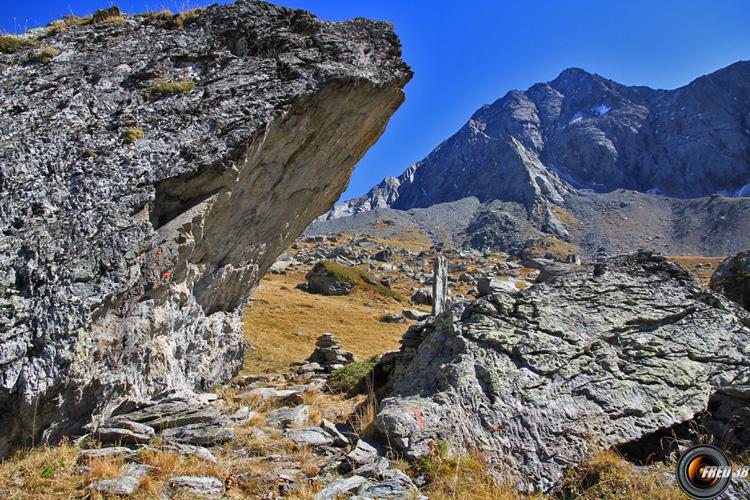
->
{"left": 560, "top": 449, "right": 682, "bottom": 499}
{"left": 0, "top": 35, "right": 36, "bottom": 54}
{"left": 515, "top": 279, "right": 530, "bottom": 290}
{"left": 174, "top": 8, "right": 203, "bottom": 29}
{"left": 524, "top": 236, "right": 580, "bottom": 259}
{"left": 417, "top": 449, "right": 529, "bottom": 500}
{"left": 668, "top": 255, "right": 725, "bottom": 285}
{"left": 243, "top": 272, "right": 409, "bottom": 374}
{"left": 0, "top": 444, "right": 81, "bottom": 498}
{"left": 552, "top": 206, "right": 580, "bottom": 234}
{"left": 47, "top": 15, "right": 93, "bottom": 34}
{"left": 139, "top": 449, "right": 221, "bottom": 479}
{"left": 370, "top": 227, "right": 432, "bottom": 253}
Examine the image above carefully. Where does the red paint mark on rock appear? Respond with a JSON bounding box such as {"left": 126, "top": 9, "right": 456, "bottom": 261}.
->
{"left": 410, "top": 408, "right": 426, "bottom": 431}
{"left": 162, "top": 271, "right": 171, "bottom": 279}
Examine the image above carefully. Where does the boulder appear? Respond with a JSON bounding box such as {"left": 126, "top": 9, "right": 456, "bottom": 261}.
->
{"left": 315, "top": 475, "right": 369, "bottom": 500}
{"left": 410, "top": 288, "right": 433, "bottom": 306}
{"left": 476, "top": 277, "right": 516, "bottom": 297}
{"left": 161, "top": 421, "right": 234, "bottom": 447}
{"left": 88, "top": 463, "right": 154, "bottom": 496}
{"left": 95, "top": 421, "right": 155, "bottom": 445}
{"left": 403, "top": 309, "right": 430, "bottom": 321}
{"left": 381, "top": 313, "right": 406, "bottom": 324}
{"left": 710, "top": 250, "right": 750, "bottom": 311}
{"left": 305, "top": 262, "right": 355, "bottom": 295}
{"left": 347, "top": 439, "right": 379, "bottom": 466}
{"left": 267, "top": 405, "right": 310, "bottom": 428}
{"left": 354, "top": 478, "right": 419, "bottom": 499}
{"left": 167, "top": 476, "right": 224, "bottom": 498}
{"left": 285, "top": 427, "right": 335, "bottom": 447}
{"left": 0, "top": 0, "right": 410, "bottom": 456}
{"left": 375, "top": 252, "right": 750, "bottom": 493}
{"left": 77, "top": 447, "right": 136, "bottom": 464}
{"left": 373, "top": 248, "right": 394, "bottom": 262}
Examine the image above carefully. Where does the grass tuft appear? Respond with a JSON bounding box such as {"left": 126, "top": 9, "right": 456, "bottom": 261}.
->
{"left": 327, "top": 355, "right": 379, "bottom": 393}
{"left": 0, "top": 35, "right": 36, "bottom": 54}
{"left": 152, "top": 79, "right": 196, "bottom": 96}
{"left": 47, "top": 16, "right": 93, "bottom": 34}
{"left": 124, "top": 128, "right": 145, "bottom": 144}
{"left": 174, "top": 8, "right": 204, "bottom": 29}
{"left": 559, "top": 449, "right": 682, "bottom": 499}
{"left": 416, "top": 446, "right": 521, "bottom": 500}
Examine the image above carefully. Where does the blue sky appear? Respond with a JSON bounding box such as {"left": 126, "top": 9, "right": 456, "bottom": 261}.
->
{"left": 3, "top": 1, "right": 750, "bottom": 201}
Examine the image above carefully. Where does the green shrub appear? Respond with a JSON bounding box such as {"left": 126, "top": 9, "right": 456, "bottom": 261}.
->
{"left": 328, "top": 355, "right": 380, "bottom": 392}
{"left": 124, "top": 128, "right": 144, "bottom": 144}
{"left": 0, "top": 35, "right": 36, "bottom": 54}
{"left": 152, "top": 79, "right": 196, "bottom": 96}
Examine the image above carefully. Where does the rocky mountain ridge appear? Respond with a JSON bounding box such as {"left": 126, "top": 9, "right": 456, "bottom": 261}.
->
{"left": 317, "top": 62, "right": 750, "bottom": 257}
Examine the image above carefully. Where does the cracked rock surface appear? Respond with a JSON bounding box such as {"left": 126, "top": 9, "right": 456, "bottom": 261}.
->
{"left": 374, "top": 252, "right": 750, "bottom": 492}
{"left": 0, "top": 0, "right": 410, "bottom": 456}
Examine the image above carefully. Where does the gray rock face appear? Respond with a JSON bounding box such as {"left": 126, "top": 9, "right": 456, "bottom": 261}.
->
{"left": 0, "top": 1, "right": 410, "bottom": 456}
{"left": 375, "top": 252, "right": 750, "bottom": 492}
{"left": 711, "top": 250, "right": 750, "bottom": 311}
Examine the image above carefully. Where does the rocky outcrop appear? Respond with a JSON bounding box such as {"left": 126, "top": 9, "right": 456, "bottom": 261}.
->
{"left": 711, "top": 250, "right": 750, "bottom": 311}
{"left": 374, "top": 252, "right": 750, "bottom": 492}
{"left": 0, "top": 1, "right": 410, "bottom": 456}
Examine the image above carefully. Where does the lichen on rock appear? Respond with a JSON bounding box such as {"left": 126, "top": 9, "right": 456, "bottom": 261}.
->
{"left": 374, "top": 251, "right": 750, "bottom": 492}
{"left": 0, "top": 0, "right": 411, "bottom": 456}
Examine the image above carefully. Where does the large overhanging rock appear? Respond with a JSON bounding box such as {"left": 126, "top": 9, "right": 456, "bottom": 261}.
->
{"left": 0, "top": 1, "right": 411, "bottom": 456}
{"left": 374, "top": 252, "right": 750, "bottom": 493}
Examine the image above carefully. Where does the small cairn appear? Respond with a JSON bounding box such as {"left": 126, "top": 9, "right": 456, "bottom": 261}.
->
{"left": 301, "top": 333, "right": 355, "bottom": 375}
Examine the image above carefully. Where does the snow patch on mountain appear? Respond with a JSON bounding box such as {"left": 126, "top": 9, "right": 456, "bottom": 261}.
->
{"left": 593, "top": 104, "right": 611, "bottom": 116}
{"left": 568, "top": 112, "right": 583, "bottom": 124}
